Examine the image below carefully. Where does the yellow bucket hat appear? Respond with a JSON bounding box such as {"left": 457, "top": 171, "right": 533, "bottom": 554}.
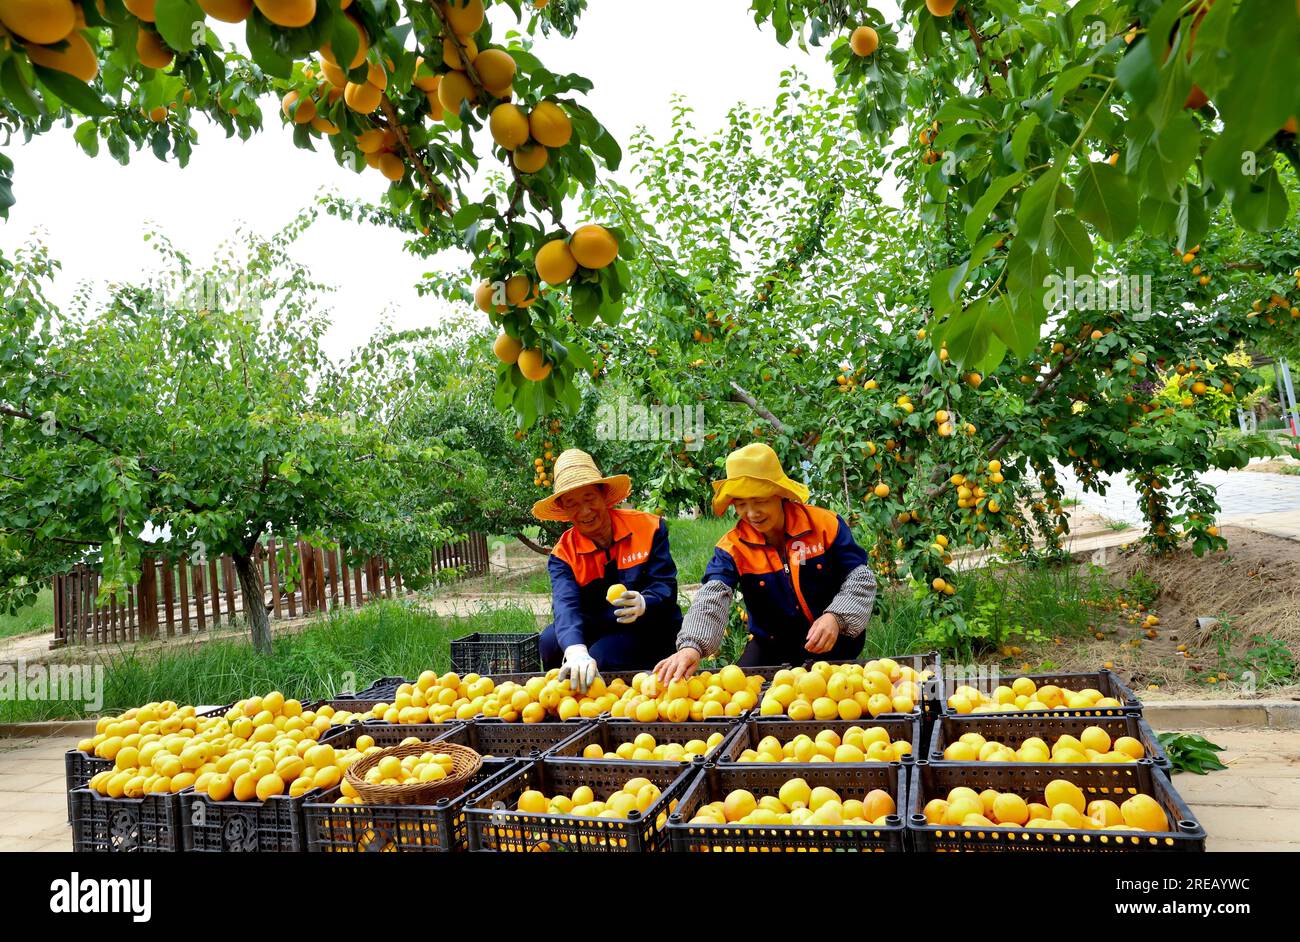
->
{"left": 711, "top": 442, "right": 810, "bottom": 516}
{"left": 531, "top": 448, "right": 633, "bottom": 521}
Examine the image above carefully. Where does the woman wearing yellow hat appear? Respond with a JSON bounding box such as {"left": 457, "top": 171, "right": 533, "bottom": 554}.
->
{"left": 532, "top": 449, "right": 683, "bottom": 692}
{"left": 655, "top": 442, "right": 876, "bottom": 683}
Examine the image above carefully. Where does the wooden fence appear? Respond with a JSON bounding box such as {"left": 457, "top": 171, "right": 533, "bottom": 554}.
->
{"left": 49, "top": 533, "right": 490, "bottom": 649}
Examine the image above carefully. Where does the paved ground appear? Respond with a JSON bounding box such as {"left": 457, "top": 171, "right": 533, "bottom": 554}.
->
{"left": 1056, "top": 463, "right": 1300, "bottom": 530}
{"left": 3, "top": 726, "right": 1295, "bottom": 852}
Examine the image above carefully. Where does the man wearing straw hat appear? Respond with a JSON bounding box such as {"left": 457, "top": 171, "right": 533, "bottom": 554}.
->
{"left": 533, "top": 448, "right": 683, "bottom": 693}
{"left": 655, "top": 442, "right": 876, "bottom": 683}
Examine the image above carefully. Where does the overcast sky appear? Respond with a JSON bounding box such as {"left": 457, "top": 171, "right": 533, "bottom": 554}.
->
{"left": 0, "top": 1, "right": 907, "bottom": 362}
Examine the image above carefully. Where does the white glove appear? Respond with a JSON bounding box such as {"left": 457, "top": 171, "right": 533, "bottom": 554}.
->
{"left": 558, "top": 644, "right": 599, "bottom": 695}
{"left": 612, "top": 590, "right": 647, "bottom": 624}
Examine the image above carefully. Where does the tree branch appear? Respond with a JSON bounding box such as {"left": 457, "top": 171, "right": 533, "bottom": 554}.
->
{"left": 728, "top": 381, "right": 795, "bottom": 439}
{"left": 379, "top": 95, "right": 451, "bottom": 214}
{"left": 515, "top": 532, "right": 551, "bottom": 556}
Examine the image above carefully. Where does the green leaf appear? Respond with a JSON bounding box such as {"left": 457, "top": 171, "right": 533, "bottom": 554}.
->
{"left": 1048, "top": 211, "right": 1094, "bottom": 274}
{"left": 1214, "top": 0, "right": 1300, "bottom": 152}
{"left": 1231, "top": 166, "right": 1290, "bottom": 232}
{"left": 1051, "top": 63, "right": 1093, "bottom": 108}
{"left": 1010, "top": 113, "right": 1040, "bottom": 169}
{"left": 68, "top": 120, "right": 98, "bottom": 160}
{"left": 1015, "top": 167, "right": 1061, "bottom": 251}
{"left": 155, "top": 0, "right": 204, "bottom": 53}
{"left": 1, "top": 58, "right": 43, "bottom": 117}
{"left": 988, "top": 292, "right": 1037, "bottom": 362}
{"left": 965, "top": 171, "right": 1024, "bottom": 244}
{"left": 325, "top": 10, "right": 360, "bottom": 81}
{"left": 32, "top": 66, "right": 111, "bottom": 116}
{"left": 246, "top": 13, "right": 294, "bottom": 79}
{"left": 1074, "top": 162, "right": 1137, "bottom": 243}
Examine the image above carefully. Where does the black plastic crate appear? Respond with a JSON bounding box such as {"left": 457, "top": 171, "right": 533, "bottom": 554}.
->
{"left": 451, "top": 632, "right": 542, "bottom": 676}
{"left": 549, "top": 718, "right": 738, "bottom": 765}
{"left": 334, "top": 676, "right": 412, "bottom": 700}
{"left": 942, "top": 669, "right": 1142, "bottom": 718}
{"left": 668, "top": 761, "right": 907, "bottom": 852}
{"left": 64, "top": 749, "right": 113, "bottom": 824}
{"left": 180, "top": 787, "right": 325, "bottom": 852}
{"left": 928, "top": 714, "right": 1169, "bottom": 769}
{"left": 439, "top": 718, "right": 598, "bottom": 758}
{"left": 303, "top": 757, "right": 520, "bottom": 852}
{"left": 70, "top": 788, "right": 184, "bottom": 853}
{"left": 465, "top": 758, "right": 700, "bottom": 852}
{"left": 319, "top": 721, "right": 466, "bottom": 748}
{"left": 907, "top": 759, "right": 1205, "bottom": 852}
{"left": 718, "top": 715, "right": 919, "bottom": 765}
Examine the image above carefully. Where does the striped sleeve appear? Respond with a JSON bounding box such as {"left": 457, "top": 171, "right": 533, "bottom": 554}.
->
{"left": 824, "top": 564, "right": 877, "bottom": 638}
{"left": 676, "top": 580, "right": 734, "bottom": 658}
{"left": 676, "top": 545, "right": 739, "bottom": 658}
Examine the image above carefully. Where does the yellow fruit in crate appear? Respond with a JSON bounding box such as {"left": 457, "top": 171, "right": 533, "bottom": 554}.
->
{"left": 723, "top": 789, "right": 757, "bottom": 822}
{"left": 716, "top": 664, "right": 744, "bottom": 693}
{"left": 992, "top": 792, "right": 1029, "bottom": 825}
{"left": 768, "top": 683, "right": 795, "bottom": 707}
{"left": 1120, "top": 794, "right": 1169, "bottom": 832}
{"left": 1044, "top": 779, "right": 1086, "bottom": 814}
{"left": 779, "top": 779, "right": 811, "bottom": 810}
{"left": 866, "top": 694, "right": 892, "bottom": 717}
{"left": 943, "top": 796, "right": 982, "bottom": 825}
{"left": 944, "top": 741, "right": 978, "bottom": 762}
{"left": 1051, "top": 804, "right": 1088, "bottom": 829}
{"left": 1114, "top": 736, "right": 1144, "bottom": 759}
{"left": 519, "top": 790, "right": 548, "bottom": 814}
{"left": 1088, "top": 799, "right": 1123, "bottom": 827}
{"left": 838, "top": 698, "right": 862, "bottom": 721}
{"left": 797, "top": 673, "right": 827, "bottom": 700}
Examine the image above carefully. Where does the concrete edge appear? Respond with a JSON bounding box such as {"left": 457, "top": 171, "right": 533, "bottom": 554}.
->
{"left": 1143, "top": 700, "right": 1300, "bottom": 730}
{"left": 0, "top": 720, "right": 96, "bottom": 739}
{"left": 0, "top": 700, "right": 1296, "bottom": 739}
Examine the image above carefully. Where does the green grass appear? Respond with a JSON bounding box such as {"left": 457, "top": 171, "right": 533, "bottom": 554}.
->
{"left": 0, "top": 588, "right": 53, "bottom": 640}
{"left": 0, "top": 600, "right": 539, "bottom": 723}
{"left": 667, "top": 516, "right": 732, "bottom": 583}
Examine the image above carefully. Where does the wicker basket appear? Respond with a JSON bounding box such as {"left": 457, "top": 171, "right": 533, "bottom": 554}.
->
{"left": 345, "top": 740, "right": 483, "bottom": 806}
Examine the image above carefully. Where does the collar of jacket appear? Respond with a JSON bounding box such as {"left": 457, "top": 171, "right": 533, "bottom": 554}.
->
{"left": 734, "top": 500, "right": 814, "bottom": 548}
{"left": 567, "top": 507, "right": 634, "bottom": 555}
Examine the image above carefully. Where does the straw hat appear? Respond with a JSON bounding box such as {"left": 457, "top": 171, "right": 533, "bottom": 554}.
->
{"left": 711, "top": 442, "right": 810, "bottom": 516}
{"left": 531, "top": 449, "right": 633, "bottom": 521}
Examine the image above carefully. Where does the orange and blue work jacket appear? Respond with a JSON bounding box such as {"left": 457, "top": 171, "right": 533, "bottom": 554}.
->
{"left": 701, "top": 502, "right": 869, "bottom": 643}
{"left": 548, "top": 508, "right": 682, "bottom": 649}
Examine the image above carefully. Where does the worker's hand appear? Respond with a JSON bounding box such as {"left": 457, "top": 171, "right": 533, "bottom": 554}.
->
{"left": 611, "top": 590, "right": 647, "bottom": 624}
{"left": 558, "top": 644, "right": 599, "bottom": 695}
{"left": 654, "top": 647, "right": 702, "bottom": 686}
{"left": 805, "top": 612, "right": 841, "bottom": 655}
